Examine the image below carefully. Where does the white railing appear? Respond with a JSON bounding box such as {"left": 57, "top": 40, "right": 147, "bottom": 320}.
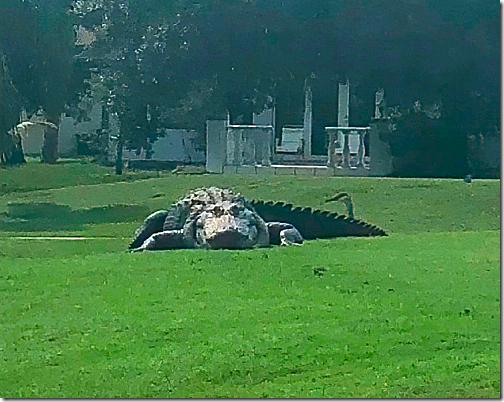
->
{"left": 326, "top": 126, "right": 370, "bottom": 169}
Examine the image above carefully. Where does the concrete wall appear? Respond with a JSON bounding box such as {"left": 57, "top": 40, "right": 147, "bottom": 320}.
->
{"left": 123, "top": 129, "right": 205, "bottom": 163}
{"left": 368, "top": 121, "right": 394, "bottom": 176}
{"left": 59, "top": 103, "right": 103, "bottom": 155}
{"left": 151, "top": 129, "right": 205, "bottom": 163}
{"left": 59, "top": 102, "right": 205, "bottom": 163}
{"left": 226, "top": 125, "right": 274, "bottom": 166}
{"left": 18, "top": 124, "right": 45, "bottom": 155}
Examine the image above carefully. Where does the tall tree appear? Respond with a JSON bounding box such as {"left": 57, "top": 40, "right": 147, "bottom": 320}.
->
{"left": 0, "top": 0, "right": 77, "bottom": 164}
{"left": 0, "top": 51, "right": 25, "bottom": 164}
{"left": 71, "top": 0, "right": 193, "bottom": 173}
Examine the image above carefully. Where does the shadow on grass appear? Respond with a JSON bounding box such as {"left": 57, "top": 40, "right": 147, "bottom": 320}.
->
{"left": 0, "top": 202, "right": 150, "bottom": 232}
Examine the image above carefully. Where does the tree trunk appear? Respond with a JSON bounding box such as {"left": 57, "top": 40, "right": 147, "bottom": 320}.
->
{"left": 41, "top": 119, "right": 59, "bottom": 164}
{"left": 0, "top": 129, "right": 25, "bottom": 166}
{"left": 0, "top": 130, "right": 9, "bottom": 164}
{"left": 115, "top": 137, "right": 124, "bottom": 175}
{"left": 41, "top": 125, "right": 58, "bottom": 163}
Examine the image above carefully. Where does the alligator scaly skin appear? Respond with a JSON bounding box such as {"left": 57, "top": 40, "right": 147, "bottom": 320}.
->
{"left": 130, "top": 187, "right": 386, "bottom": 251}
{"left": 250, "top": 200, "right": 386, "bottom": 240}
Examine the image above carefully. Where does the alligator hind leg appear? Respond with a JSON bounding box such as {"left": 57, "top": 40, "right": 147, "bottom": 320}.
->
{"left": 279, "top": 227, "right": 303, "bottom": 246}
{"left": 266, "top": 222, "right": 304, "bottom": 246}
{"left": 130, "top": 229, "right": 189, "bottom": 252}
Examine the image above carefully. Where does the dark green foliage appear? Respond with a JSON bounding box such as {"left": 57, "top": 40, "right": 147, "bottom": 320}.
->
{"left": 0, "top": 0, "right": 499, "bottom": 176}
{"left": 388, "top": 110, "right": 469, "bottom": 178}
{"left": 0, "top": 51, "right": 24, "bottom": 164}
{"left": 0, "top": 0, "right": 78, "bottom": 165}
{"left": 0, "top": 0, "right": 75, "bottom": 122}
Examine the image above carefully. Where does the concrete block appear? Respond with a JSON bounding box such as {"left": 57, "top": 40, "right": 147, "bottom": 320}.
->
{"left": 294, "top": 167, "right": 316, "bottom": 176}
{"left": 314, "top": 166, "right": 335, "bottom": 176}
{"left": 223, "top": 165, "right": 237, "bottom": 174}
{"left": 256, "top": 166, "right": 275, "bottom": 175}
{"left": 333, "top": 167, "right": 371, "bottom": 177}
{"left": 274, "top": 166, "right": 296, "bottom": 175}
{"left": 236, "top": 165, "right": 257, "bottom": 175}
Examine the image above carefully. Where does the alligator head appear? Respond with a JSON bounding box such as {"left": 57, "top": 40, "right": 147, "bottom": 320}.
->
{"left": 185, "top": 199, "right": 270, "bottom": 249}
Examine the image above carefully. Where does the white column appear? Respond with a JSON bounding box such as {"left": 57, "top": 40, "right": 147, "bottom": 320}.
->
{"left": 338, "top": 80, "right": 350, "bottom": 128}
{"left": 303, "top": 87, "right": 312, "bottom": 158}
{"left": 374, "top": 88, "right": 385, "bottom": 119}
{"left": 205, "top": 119, "right": 228, "bottom": 173}
{"left": 338, "top": 80, "right": 350, "bottom": 167}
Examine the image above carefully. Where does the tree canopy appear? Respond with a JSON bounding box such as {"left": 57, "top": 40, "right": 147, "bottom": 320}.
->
{"left": 0, "top": 0, "right": 499, "bottom": 175}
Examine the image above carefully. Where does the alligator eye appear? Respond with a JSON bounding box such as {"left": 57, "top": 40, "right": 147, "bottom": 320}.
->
{"left": 229, "top": 205, "right": 242, "bottom": 215}
{"left": 213, "top": 205, "right": 223, "bottom": 215}
{"left": 196, "top": 218, "right": 204, "bottom": 228}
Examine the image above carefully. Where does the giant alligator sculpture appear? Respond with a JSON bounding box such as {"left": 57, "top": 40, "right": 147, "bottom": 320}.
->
{"left": 129, "top": 187, "right": 386, "bottom": 251}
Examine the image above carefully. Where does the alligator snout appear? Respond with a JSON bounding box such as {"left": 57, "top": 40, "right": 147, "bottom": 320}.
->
{"left": 207, "top": 230, "right": 248, "bottom": 249}
{"left": 203, "top": 214, "right": 255, "bottom": 249}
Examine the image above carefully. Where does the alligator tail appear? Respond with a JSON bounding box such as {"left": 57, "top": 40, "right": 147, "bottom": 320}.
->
{"left": 250, "top": 200, "right": 386, "bottom": 239}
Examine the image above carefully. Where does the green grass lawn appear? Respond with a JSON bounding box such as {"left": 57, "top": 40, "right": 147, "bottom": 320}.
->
{"left": 0, "top": 157, "right": 168, "bottom": 195}
{"left": 0, "top": 160, "right": 500, "bottom": 398}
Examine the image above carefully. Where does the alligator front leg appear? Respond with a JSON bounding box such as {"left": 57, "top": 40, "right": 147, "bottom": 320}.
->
{"left": 130, "top": 229, "right": 191, "bottom": 252}
{"left": 266, "top": 222, "right": 304, "bottom": 246}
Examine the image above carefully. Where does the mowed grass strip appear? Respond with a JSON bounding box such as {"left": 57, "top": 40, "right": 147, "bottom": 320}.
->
{"left": 0, "top": 175, "right": 499, "bottom": 237}
{"left": 0, "top": 231, "right": 499, "bottom": 398}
